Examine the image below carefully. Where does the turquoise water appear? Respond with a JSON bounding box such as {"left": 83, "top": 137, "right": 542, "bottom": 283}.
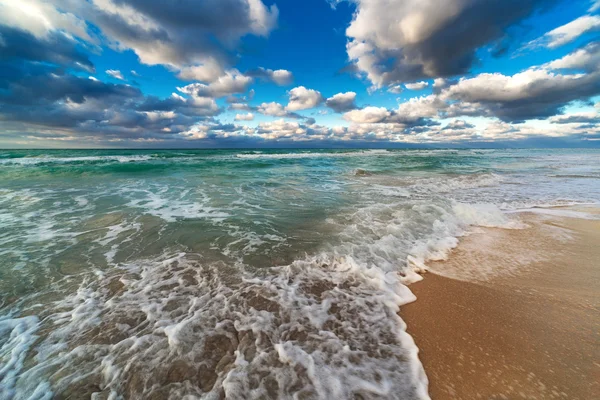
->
{"left": 1, "top": 149, "right": 599, "bottom": 399}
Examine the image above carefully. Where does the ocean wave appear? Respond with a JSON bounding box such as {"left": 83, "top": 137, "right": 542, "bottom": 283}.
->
{"left": 0, "top": 155, "right": 153, "bottom": 165}
{"left": 0, "top": 196, "right": 527, "bottom": 399}
{"left": 235, "top": 150, "right": 392, "bottom": 160}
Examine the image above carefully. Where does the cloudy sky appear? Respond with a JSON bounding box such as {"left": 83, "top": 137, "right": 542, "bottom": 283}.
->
{"left": 1, "top": 0, "right": 599, "bottom": 148}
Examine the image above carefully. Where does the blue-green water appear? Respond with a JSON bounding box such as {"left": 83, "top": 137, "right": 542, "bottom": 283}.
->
{"left": 1, "top": 149, "right": 599, "bottom": 399}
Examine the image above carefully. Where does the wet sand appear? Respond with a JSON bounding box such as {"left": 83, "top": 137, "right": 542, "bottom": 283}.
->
{"left": 401, "top": 209, "right": 600, "bottom": 400}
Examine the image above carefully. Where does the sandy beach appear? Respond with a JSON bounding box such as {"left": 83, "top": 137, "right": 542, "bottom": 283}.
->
{"left": 402, "top": 208, "right": 600, "bottom": 399}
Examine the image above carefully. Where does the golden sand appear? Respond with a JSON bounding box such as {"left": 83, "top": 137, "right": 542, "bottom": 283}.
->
{"left": 401, "top": 209, "right": 600, "bottom": 400}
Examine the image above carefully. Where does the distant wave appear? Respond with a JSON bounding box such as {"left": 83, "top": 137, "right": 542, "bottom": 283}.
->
{"left": 0, "top": 155, "right": 153, "bottom": 165}
{"left": 235, "top": 150, "right": 392, "bottom": 159}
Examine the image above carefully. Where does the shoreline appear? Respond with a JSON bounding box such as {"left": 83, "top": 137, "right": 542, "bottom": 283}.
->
{"left": 402, "top": 208, "right": 600, "bottom": 400}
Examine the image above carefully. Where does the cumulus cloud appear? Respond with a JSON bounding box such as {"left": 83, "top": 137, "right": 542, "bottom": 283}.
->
{"left": 440, "top": 67, "right": 600, "bottom": 121}
{"left": 0, "top": 23, "right": 222, "bottom": 141}
{"left": 344, "top": 107, "right": 391, "bottom": 123}
{"left": 405, "top": 81, "right": 429, "bottom": 90}
{"left": 2, "top": 0, "right": 599, "bottom": 147}
{"left": 526, "top": 15, "right": 600, "bottom": 49}
{"left": 0, "top": 0, "right": 287, "bottom": 146}
{"left": 176, "top": 58, "right": 226, "bottom": 82}
{"left": 255, "top": 119, "right": 306, "bottom": 140}
{"left": 286, "top": 86, "right": 324, "bottom": 111}
{"left": 255, "top": 102, "right": 306, "bottom": 119}
{"left": 53, "top": 0, "right": 278, "bottom": 72}
{"left": 549, "top": 112, "right": 599, "bottom": 124}
{"left": 137, "top": 92, "right": 220, "bottom": 117}
{"left": 432, "top": 78, "right": 449, "bottom": 88}
{"left": 325, "top": 92, "right": 357, "bottom": 112}
{"left": 257, "top": 102, "right": 287, "bottom": 117}
{"left": 235, "top": 112, "right": 254, "bottom": 121}
{"left": 340, "top": 44, "right": 600, "bottom": 126}
{"left": 246, "top": 68, "right": 294, "bottom": 85}
{"left": 546, "top": 42, "right": 600, "bottom": 71}
{"left": 0, "top": 25, "right": 94, "bottom": 72}
{"left": 443, "top": 119, "right": 475, "bottom": 130}
{"left": 0, "top": 0, "right": 92, "bottom": 42}
{"left": 177, "top": 70, "right": 252, "bottom": 98}
{"left": 345, "top": 0, "right": 552, "bottom": 86}
{"left": 106, "top": 69, "right": 125, "bottom": 80}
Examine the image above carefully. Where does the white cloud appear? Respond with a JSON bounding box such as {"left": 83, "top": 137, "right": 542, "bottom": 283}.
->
{"left": 433, "top": 78, "right": 448, "bottom": 88}
{"left": 405, "top": 81, "right": 429, "bottom": 90}
{"left": 443, "top": 119, "right": 475, "bottom": 130}
{"left": 235, "top": 112, "right": 254, "bottom": 121}
{"left": 443, "top": 70, "right": 589, "bottom": 102}
{"left": 176, "top": 58, "right": 225, "bottom": 82}
{"left": 257, "top": 102, "right": 287, "bottom": 117}
{"left": 395, "top": 95, "right": 444, "bottom": 119}
{"left": 527, "top": 15, "right": 600, "bottom": 49}
{"left": 106, "top": 69, "right": 125, "bottom": 80}
{"left": 177, "top": 70, "right": 252, "bottom": 98}
{"left": 549, "top": 112, "right": 599, "bottom": 124}
{"left": 266, "top": 69, "right": 293, "bottom": 85}
{"left": 255, "top": 119, "right": 306, "bottom": 139}
{"left": 246, "top": 67, "right": 294, "bottom": 85}
{"left": 229, "top": 103, "right": 251, "bottom": 111}
{"left": 387, "top": 85, "right": 403, "bottom": 94}
{"left": 325, "top": 92, "right": 357, "bottom": 112}
{"left": 286, "top": 86, "right": 324, "bottom": 111}
{"left": 0, "top": 0, "right": 92, "bottom": 42}
{"left": 546, "top": 43, "right": 600, "bottom": 71}
{"left": 591, "top": 0, "right": 600, "bottom": 12}
{"left": 270, "top": 69, "right": 293, "bottom": 85}
{"left": 343, "top": 106, "right": 391, "bottom": 123}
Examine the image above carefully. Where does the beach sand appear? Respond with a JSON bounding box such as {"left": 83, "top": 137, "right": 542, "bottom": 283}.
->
{"left": 401, "top": 209, "right": 600, "bottom": 400}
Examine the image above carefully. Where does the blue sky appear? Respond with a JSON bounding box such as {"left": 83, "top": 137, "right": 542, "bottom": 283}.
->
{"left": 0, "top": 0, "right": 599, "bottom": 148}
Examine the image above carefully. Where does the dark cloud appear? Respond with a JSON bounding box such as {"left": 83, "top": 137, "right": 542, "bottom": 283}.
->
{"left": 245, "top": 68, "right": 293, "bottom": 85}
{"left": 137, "top": 95, "right": 221, "bottom": 117}
{"left": 443, "top": 120, "right": 476, "bottom": 130}
{"left": 550, "top": 114, "right": 599, "bottom": 124}
{"left": 346, "top": 0, "right": 557, "bottom": 85}
{"left": 0, "top": 13, "right": 224, "bottom": 141}
{"left": 442, "top": 70, "right": 600, "bottom": 122}
{"left": 0, "top": 25, "right": 94, "bottom": 72}
{"left": 56, "top": 0, "right": 278, "bottom": 71}
{"left": 0, "top": 65, "right": 139, "bottom": 107}
{"left": 325, "top": 92, "right": 358, "bottom": 113}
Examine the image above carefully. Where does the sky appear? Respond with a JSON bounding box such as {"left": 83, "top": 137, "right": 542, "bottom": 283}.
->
{"left": 0, "top": 0, "right": 599, "bottom": 148}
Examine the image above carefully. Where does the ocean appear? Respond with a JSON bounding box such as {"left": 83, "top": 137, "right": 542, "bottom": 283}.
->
{"left": 1, "top": 148, "right": 599, "bottom": 399}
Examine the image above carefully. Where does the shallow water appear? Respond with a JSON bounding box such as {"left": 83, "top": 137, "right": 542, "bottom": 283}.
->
{"left": 0, "top": 148, "right": 599, "bottom": 399}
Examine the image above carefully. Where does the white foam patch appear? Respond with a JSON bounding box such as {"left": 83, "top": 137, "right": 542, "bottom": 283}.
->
{"left": 0, "top": 315, "right": 40, "bottom": 398}
{"left": 452, "top": 203, "right": 526, "bottom": 229}
{"left": 5, "top": 253, "right": 429, "bottom": 399}
{"left": 410, "top": 173, "right": 503, "bottom": 194}
{"left": 511, "top": 207, "right": 600, "bottom": 220}
{"left": 122, "top": 186, "right": 230, "bottom": 223}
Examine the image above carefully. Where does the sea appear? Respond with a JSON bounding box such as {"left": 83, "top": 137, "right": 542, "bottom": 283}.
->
{"left": 1, "top": 148, "right": 599, "bottom": 399}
